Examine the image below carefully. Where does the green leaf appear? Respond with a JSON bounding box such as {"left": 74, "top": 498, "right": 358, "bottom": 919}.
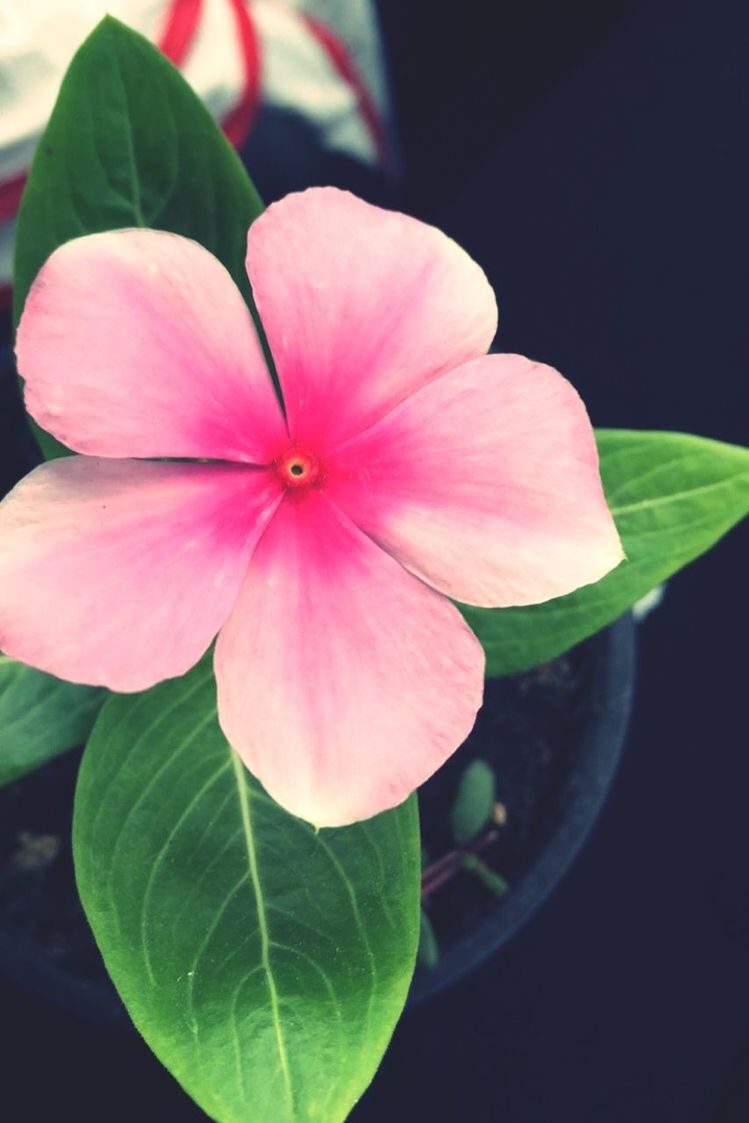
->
{"left": 73, "top": 659, "right": 420, "bottom": 1123}
{"left": 450, "top": 759, "right": 496, "bottom": 846}
{"left": 0, "top": 655, "right": 105, "bottom": 786}
{"left": 464, "top": 430, "right": 749, "bottom": 675}
{"left": 417, "top": 909, "right": 439, "bottom": 970}
{"left": 13, "top": 15, "right": 264, "bottom": 460}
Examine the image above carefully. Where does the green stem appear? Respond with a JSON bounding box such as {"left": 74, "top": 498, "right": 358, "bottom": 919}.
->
{"left": 462, "top": 853, "right": 509, "bottom": 897}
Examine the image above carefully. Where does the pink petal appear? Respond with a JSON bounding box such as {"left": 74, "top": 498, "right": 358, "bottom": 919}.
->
{"left": 214, "top": 492, "right": 485, "bottom": 826}
{"left": 327, "top": 354, "right": 624, "bottom": 607}
{"left": 0, "top": 458, "right": 282, "bottom": 691}
{"left": 245, "top": 187, "right": 497, "bottom": 449}
{"left": 17, "top": 229, "right": 286, "bottom": 462}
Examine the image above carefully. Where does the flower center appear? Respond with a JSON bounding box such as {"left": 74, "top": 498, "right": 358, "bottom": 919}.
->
{"left": 275, "top": 447, "right": 322, "bottom": 489}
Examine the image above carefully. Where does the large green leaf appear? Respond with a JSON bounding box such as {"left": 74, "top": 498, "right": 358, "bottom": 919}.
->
{"left": 73, "top": 659, "right": 420, "bottom": 1123}
{"left": 465, "top": 429, "right": 749, "bottom": 675}
{"left": 0, "top": 655, "right": 104, "bottom": 786}
{"left": 13, "top": 16, "right": 264, "bottom": 460}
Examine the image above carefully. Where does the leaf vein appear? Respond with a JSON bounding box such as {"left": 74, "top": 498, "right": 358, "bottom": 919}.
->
{"left": 230, "top": 752, "right": 294, "bottom": 1114}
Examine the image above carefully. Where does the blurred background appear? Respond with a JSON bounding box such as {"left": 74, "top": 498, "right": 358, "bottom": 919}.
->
{"left": 1, "top": 1, "right": 748, "bottom": 1119}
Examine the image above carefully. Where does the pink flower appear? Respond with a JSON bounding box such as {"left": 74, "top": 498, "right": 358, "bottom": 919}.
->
{"left": 0, "top": 188, "right": 622, "bottom": 825}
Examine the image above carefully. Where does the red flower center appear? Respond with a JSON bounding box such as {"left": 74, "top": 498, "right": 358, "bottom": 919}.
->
{"left": 275, "top": 447, "right": 323, "bottom": 489}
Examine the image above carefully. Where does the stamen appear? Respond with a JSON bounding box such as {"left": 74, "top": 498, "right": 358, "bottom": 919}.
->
{"left": 275, "top": 448, "right": 322, "bottom": 489}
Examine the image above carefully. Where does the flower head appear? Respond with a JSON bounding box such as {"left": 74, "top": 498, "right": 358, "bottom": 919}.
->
{"left": 0, "top": 188, "right": 622, "bottom": 825}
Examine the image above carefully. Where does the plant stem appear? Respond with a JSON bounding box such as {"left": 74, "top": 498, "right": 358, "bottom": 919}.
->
{"left": 462, "top": 853, "right": 509, "bottom": 896}
{"left": 421, "top": 827, "right": 501, "bottom": 900}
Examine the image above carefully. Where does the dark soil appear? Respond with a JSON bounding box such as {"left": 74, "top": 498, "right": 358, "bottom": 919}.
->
{"left": 419, "top": 640, "right": 593, "bottom": 951}
{"left": 0, "top": 640, "right": 593, "bottom": 998}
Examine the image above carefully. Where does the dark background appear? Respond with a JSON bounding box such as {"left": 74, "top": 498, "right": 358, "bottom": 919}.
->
{"left": 2, "top": 0, "right": 748, "bottom": 1119}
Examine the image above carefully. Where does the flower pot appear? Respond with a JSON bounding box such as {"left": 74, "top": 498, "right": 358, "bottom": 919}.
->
{"left": 410, "top": 611, "right": 635, "bottom": 1003}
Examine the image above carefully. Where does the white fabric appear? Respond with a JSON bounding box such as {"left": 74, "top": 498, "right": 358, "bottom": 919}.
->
{"left": 0, "top": 0, "right": 389, "bottom": 284}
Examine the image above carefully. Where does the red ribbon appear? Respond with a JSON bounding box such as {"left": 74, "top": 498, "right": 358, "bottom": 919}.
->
{"left": 0, "top": 0, "right": 259, "bottom": 225}
{"left": 0, "top": 2, "right": 387, "bottom": 228}
{"left": 300, "top": 12, "right": 390, "bottom": 170}
{"left": 158, "top": 0, "right": 261, "bottom": 148}
{"left": 221, "top": 0, "right": 262, "bottom": 147}
{"left": 157, "top": 0, "right": 204, "bottom": 66}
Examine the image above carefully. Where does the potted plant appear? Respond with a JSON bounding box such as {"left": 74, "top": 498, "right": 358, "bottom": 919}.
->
{"left": 0, "top": 19, "right": 746, "bottom": 1123}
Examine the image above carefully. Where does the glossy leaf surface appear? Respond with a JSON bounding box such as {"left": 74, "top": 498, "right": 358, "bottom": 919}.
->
{"left": 0, "top": 655, "right": 104, "bottom": 786}
{"left": 464, "top": 430, "right": 749, "bottom": 674}
{"left": 74, "top": 659, "right": 420, "bottom": 1123}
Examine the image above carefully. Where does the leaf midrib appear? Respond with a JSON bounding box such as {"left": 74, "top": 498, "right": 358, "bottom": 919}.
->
{"left": 609, "top": 474, "right": 749, "bottom": 517}
{"left": 111, "top": 46, "right": 146, "bottom": 226}
{"left": 230, "top": 750, "right": 294, "bottom": 1115}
